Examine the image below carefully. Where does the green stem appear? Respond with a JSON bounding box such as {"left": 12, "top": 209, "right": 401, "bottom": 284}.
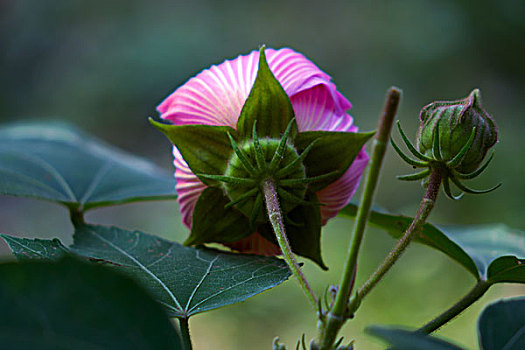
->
{"left": 417, "top": 279, "right": 491, "bottom": 334}
{"left": 69, "top": 207, "right": 86, "bottom": 227}
{"left": 347, "top": 169, "right": 442, "bottom": 314}
{"left": 179, "top": 317, "right": 193, "bottom": 350}
{"left": 316, "top": 87, "right": 401, "bottom": 349}
{"left": 262, "top": 178, "right": 319, "bottom": 311}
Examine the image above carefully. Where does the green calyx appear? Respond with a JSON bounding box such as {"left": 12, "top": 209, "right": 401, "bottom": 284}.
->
{"left": 200, "top": 120, "right": 327, "bottom": 229}
{"left": 151, "top": 46, "right": 374, "bottom": 268}
{"left": 391, "top": 89, "right": 500, "bottom": 200}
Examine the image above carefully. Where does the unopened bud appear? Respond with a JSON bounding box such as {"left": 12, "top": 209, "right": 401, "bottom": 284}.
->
{"left": 416, "top": 89, "right": 498, "bottom": 173}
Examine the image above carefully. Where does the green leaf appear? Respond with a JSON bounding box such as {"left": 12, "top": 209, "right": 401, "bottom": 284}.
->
{"left": 259, "top": 193, "right": 327, "bottom": 270}
{"left": 69, "top": 224, "right": 291, "bottom": 318}
{"left": 0, "top": 122, "right": 176, "bottom": 210}
{"left": 294, "top": 130, "right": 375, "bottom": 191}
{"left": 1, "top": 235, "right": 69, "bottom": 261}
{"left": 478, "top": 297, "right": 525, "bottom": 350}
{"left": 150, "top": 120, "right": 234, "bottom": 185}
{"left": 0, "top": 257, "right": 181, "bottom": 349}
{"left": 236, "top": 47, "right": 297, "bottom": 140}
{"left": 339, "top": 205, "right": 525, "bottom": 283}
{"left": 185, "top": 187, "right": 252, "bottom": 245}
{"left": 366, "top": 326, "right": 464, "bottom": 350}
{"left": 441, "top": 225, "right": 525, "bottom": 283}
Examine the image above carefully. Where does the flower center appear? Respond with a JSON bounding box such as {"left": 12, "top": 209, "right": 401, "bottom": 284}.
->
{"left": 224, "top": 138, "right": 307, "bottom": 223}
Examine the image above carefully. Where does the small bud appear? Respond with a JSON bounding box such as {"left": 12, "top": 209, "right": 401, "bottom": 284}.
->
{"left": 391, "top": 89, "right": 501, "bottom": 200}
{"left": 416, "top": 89, "right": 498, "bottom": 174}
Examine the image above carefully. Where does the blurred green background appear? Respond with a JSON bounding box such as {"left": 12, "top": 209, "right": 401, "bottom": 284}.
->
{"left": 1, "top": 0, "right": 524, "bottom": 349}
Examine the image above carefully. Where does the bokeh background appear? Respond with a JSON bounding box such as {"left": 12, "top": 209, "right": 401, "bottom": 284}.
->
{"left": 1, "top": 0, "right": 524, "bottom": 349}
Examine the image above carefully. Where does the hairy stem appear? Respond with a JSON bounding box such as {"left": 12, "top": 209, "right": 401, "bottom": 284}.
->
{"left": 262, "top": 178, "right": 319, "bottom": 311}
{"left": 417, "top": 280, "right": 491, "bottom": 334}
{"left": 347, "top": 170, "right": 442, "bottom": 314}
{"left": 179, "top": 317, "right": 193, "bottom": 350}
{"left": 316, "top": 87, "right": 401, "bottom": 349}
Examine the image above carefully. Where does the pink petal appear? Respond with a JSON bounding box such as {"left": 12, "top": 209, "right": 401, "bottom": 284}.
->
{"left": 172, "top": 147, "right": 206, "bottom": 228}
{"left": 290, "top": 84, "right": 355, "bottom": 132}
{"left": 317, "top": 147, "right": 369, "bottom": 224}
{"left": 157, "top": 48, "right": 348, "bottom": 127}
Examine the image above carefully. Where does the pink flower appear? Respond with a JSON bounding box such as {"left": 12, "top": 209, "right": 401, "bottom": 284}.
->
{"left": 157, "top": 48, "right": 369, "bottom": 255}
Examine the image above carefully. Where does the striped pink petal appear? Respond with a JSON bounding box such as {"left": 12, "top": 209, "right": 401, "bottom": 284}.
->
{"left": 158, "top": 47, "right": 368, "bottom": 255}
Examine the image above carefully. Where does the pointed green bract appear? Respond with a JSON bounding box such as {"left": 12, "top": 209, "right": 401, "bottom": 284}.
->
{"left": 150, "top": 120, "right": 235, "bottom": 186}
{"left": 236, "top": 47, "right": 297, "bottom": 141}
{"left": 185, "top": 187, "right": 252, "bottom": 245}
{"left": 294, "top": 130, "right": 375, "bottom": 191}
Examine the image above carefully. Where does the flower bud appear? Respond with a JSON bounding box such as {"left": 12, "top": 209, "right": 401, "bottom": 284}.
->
{"left": 416, "top": 89, "right": 498, "bottom": 174}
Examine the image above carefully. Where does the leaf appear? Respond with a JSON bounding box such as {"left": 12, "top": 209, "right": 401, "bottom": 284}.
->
{"left": 0, "top": 257, "right": 181, "bottom": 349}
{"left": 339, "top": 205, "right": 525, "bottom": 283}
{"left": 150, "top": 121, "right": 235, "bottom": 185}
{"left": 68, "top": 224, "right": 291, "bottom": 318}
{"left": 0, "top": 122, "right": 176, "bottom": 211}
{"left": 294, "top": 130, "right": 375, "bottom": 191}
{"left": 441, "top": 225, "right": 525, "bottom": 283}
{"left": 185, "top": 187, "right": 252, "bottom": 245}
{"left": 478, "top": 297, "right": 525, "bottom": 350}
{"left": 236, "top": 47, "right": 297, "bottom": 141}
{"left": 1, "top": 235, "right": 69, "bottom": 261}
{"left": 339, "top": 204, "right": 478, "bottom": 277}
{"left": 367, "top": 326, "right": 464, "bottom": 350}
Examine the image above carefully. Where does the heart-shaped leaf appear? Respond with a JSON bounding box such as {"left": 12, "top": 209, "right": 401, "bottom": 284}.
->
{"left": 2, "top": 225, "right": 292, "bottom": 318}
{"left": 366, "top": 326, "right": 464, "bottom": 350}
{"left": 340, "top": 205, "right": 525, "bottom": 283}
{"left": 0, "top": 122, "right": 176, "bottom": 211}
{"left": 236, "top": 47, "right": 297, "bottom": 140}
{"left": 0, "top": 257, "right": 181, "bottom": 349}
{"left": 478, "top": 297, "right": 525, "bottom": 350}
{"left": 1, "top": 234, "right": 69, "bottom": 261}
{"left": 294, "top": 130, "right": 375, "bottom": 191}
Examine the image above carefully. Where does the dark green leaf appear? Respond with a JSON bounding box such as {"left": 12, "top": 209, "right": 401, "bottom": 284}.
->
{"left": 236, "top": 47, "right": 297, "bottom": 140}
{"left": 478, "top": 297, "right": 525, "bottom": 350}
{"left": 1, "top": 235, "right": 69, "bottom": 261}
{"left": 185, "top": 187, "right": 252, "bottom": 245}
{"left": 0, "top": 122, "right": 176, "bottom": 210}
{"left": 259, "top": 193, "right": 327, "bottom": 270}
{"left": 339, "top": 204, "right": 478, "bottom": 277}
{"left": 339, "top": 205, "right": 525, "bottom": 283}
{"left": 441, "top": 225, "right": 525, "bottom": 283}
{"left": 0, "top": 257, "right": 181, "bottom": 349}
{"left": 70, "top": 224, "right": 291, "bottom": 317}
{"left": 150, "top": 120, "right": 234, "bottom": 185}
{"left": 294, "top": 130, "right": 374, "bottom": 191}
{"left": 366, "top": 326, "right": 464, "bottom": 350}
